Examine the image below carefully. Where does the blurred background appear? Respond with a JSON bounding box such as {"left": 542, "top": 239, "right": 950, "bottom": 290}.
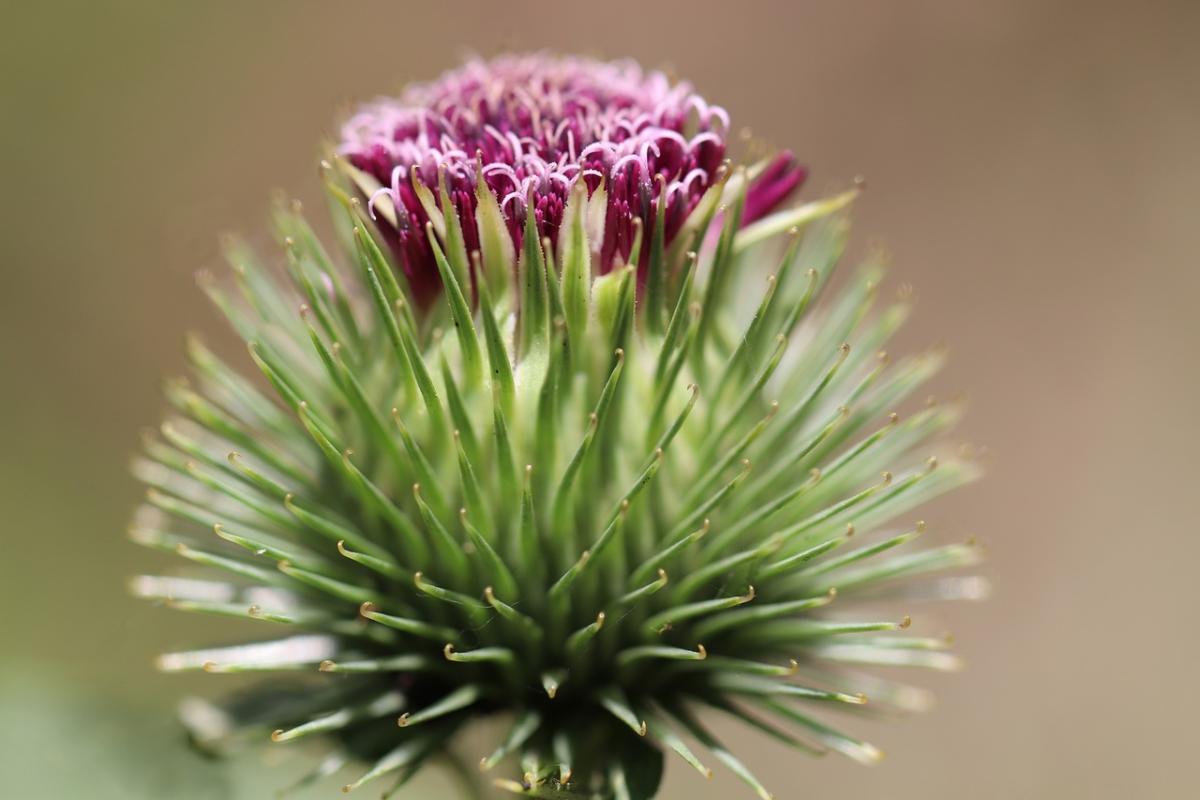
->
{"left": 2, "top": 1, "right": 1197, "bottom": 797}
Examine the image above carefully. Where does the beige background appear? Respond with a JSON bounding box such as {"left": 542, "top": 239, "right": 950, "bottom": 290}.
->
{"left": 2, "top": 1, "right": 1197, "bottom": 797}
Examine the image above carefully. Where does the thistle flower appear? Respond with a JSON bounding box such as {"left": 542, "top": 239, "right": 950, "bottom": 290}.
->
{"left": 131, "top": 53, "right": 984, "bottom": 800}
{"left": 338, "top": 54, "right": 804, "bottom": 304}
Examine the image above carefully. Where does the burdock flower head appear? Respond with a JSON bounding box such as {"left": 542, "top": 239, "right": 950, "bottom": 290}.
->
{"left": 338, "top": 54, "right": 804, "bottom": 304}
{"left": 132, "top": 53, "right": 984, "bottom": 800}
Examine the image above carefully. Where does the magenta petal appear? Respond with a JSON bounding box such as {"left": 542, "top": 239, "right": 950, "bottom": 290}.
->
{"left": 742, "top": 151, "right": 808, "bottom": 226}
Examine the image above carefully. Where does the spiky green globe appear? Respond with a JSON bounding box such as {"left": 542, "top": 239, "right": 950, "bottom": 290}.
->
{"left": 130, "top": 55, "right": 983, "bottom": 800}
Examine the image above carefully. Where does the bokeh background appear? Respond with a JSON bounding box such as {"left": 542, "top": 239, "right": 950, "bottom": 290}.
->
{"left": 3, "top": 1, "right": 1197, "bottom": 797}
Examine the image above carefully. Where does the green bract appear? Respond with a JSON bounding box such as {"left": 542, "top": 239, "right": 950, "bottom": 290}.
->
{"left": 131, "top": 152, "right": 983, "bottom": 799}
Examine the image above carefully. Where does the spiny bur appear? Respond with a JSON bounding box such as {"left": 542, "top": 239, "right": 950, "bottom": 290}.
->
{"left": 130, "top": 53, "right": 985, "bottom": 800}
